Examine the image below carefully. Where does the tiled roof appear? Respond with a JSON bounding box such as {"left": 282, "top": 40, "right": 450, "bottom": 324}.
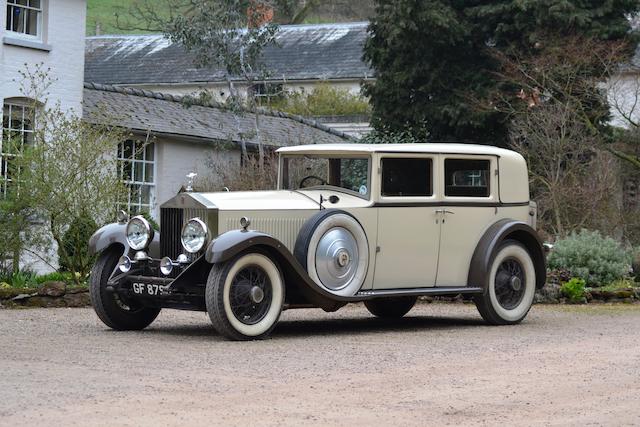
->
{"left": 82, "top": 83, "right": 353, "bottom": 147}
{"left": 84, "top": 22, "right": 373, "bottom": 85}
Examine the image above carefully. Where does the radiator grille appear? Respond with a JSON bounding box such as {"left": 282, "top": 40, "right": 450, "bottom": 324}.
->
{"left": 160, "top": 207, "right": 209, "bottom": 258}
{"left": 160, "top": 208, "right": 184, "bottom": 259}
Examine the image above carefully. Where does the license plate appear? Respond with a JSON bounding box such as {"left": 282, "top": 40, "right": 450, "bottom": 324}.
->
{"left": 132, "top": 282, "right": 163, "bottom": 296}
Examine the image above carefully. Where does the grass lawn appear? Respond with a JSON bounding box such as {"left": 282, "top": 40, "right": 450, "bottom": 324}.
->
{"left": 86, "top": 0, "right": 163, "bottom": 36}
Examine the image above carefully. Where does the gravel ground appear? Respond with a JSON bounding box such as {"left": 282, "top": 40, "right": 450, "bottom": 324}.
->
{"left": 1, "top": 303, "right": 639, "bottom": 426}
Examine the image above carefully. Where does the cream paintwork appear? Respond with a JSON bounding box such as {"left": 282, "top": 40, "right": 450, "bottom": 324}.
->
{"left": 191, "top": 143, "right": 531, "bottom": 293}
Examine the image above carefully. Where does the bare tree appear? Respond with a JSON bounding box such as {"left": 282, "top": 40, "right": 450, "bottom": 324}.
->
{"left": 510, "top": 102, "right": 620, "bottom": 237}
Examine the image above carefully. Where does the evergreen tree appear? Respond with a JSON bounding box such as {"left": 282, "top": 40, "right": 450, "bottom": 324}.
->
{"left": 363, "top": 0, "right": 639, "bottom": 146}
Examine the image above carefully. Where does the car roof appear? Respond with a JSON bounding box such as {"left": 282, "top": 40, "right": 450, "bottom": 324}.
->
{"left": 277, "top": 143, "right": 520, "bottom": 158}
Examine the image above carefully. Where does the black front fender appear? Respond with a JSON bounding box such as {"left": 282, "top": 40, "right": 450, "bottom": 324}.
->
{"left": 468, "top": 219, "right": 546, "bottom": 290}
{"left": 205, "top": 230, "right": 345, "bottom": 311}
{"left": 88, "top": 223, "right": 160, "bottom": 258}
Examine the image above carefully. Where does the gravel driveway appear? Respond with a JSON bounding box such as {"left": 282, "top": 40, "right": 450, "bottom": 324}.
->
{"left": 1, "top": 303, "right": 639, "bottom": 426}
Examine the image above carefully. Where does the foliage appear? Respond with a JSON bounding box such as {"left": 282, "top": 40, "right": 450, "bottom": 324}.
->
{"left": 363, "top": 0, "right": 638, "bottom": 146}
{"left": 560, "top": 278, "right": 586, "bottom": 303}
{"left": 196, "top": 150, "right": 278, "bottom": 192}
{"left": 359, "top": 123, "right": 430, "bottom": 144}
{"left": 0, "top": 270, "right": 80, "bottom": 289}
{"left": 267, "top": 83, "right": 371, "bottom": 117}
{"left": 548, "top": 230, "right": 632, "bottom": 286}
{"left": 597, "top": 278, "right": 637, "bottom": 292}
{"left": 510, "top": 102, "right": 620, "bottom": 236}
{"left": 57, "top": 213, "right": 99, "bottom": 278}
{"left": 8, "top": 64, "right": 127, "bottom": 285}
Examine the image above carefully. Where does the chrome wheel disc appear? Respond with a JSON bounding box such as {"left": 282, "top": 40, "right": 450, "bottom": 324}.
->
{"left": 314, "top": 227, "right": 359, "bottom": 291}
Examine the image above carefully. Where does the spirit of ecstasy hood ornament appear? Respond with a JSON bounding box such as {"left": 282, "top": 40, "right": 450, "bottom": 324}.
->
{"left": 185, "top": 172, "right": 197, "bottom": 192}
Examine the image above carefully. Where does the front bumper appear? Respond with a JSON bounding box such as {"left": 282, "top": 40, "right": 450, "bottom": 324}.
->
{"left": 107, "top": 256, "right": 208, "bottom": 311}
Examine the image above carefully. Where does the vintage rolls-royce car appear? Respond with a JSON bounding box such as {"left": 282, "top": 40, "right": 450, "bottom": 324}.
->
{"left": 88, "top": 144, "right": 546, "bottom": 340}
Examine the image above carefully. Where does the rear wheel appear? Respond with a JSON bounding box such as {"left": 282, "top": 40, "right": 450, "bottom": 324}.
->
{"left": 474, "top": 240, "right": 536, "bottom": 325}
{"left": 364, "top": 296, "right": 417, "bottom": 318}
{"left": 89, "top": 247, "right": 160, "bottom": 330}
{"left": 206, "top": 252, "right": 285, "bottom": 340}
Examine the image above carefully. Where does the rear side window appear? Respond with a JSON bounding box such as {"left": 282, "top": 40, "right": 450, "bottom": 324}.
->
{"left": 445, "top": 159, "right": 490, "bottom": 197}
{"left": 381, "top": 158, "right": 432, "bottom": 197}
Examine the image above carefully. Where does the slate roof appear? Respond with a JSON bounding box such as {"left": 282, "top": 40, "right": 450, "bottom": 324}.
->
{"left": 85, "top": 22, "right": 373, "bottom": 86}
{"left": 82, "top": 83, "right": 353, "bottom": 147}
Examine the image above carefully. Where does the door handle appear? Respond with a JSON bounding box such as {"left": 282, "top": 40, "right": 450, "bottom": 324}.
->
{"left": 435, "top": 209, "right": 455, "bottom": 215}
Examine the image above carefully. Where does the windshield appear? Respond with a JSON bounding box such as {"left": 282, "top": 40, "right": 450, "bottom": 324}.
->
{"left": 280, "top": 154, "right": 370, "bottom": 198}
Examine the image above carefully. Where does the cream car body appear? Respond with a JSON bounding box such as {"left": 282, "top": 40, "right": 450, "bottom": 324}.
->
{"left": 89, "top": 144, "right": 545, "bottom": 340}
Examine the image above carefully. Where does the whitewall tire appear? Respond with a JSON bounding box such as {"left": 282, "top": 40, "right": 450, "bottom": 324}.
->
{"left": 206, "top": 252, "right": 285, "bottom": 340}
{"left": 474, "top": 240, "right": 536, "bottom": 325}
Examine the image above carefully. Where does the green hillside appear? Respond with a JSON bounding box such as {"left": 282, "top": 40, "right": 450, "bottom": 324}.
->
{"left": 86, "top": 0, "right": 373, "bottom": 36}
{"left": 86, "top": 0, "right": 158, "bottom": 36}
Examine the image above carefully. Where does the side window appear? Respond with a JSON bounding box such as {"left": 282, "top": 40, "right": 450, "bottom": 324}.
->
{"left": 381, "top": 158, "right": 432, "bottom": 197}
{"left": 444, "top": 159, "right": 490, "bottom": 197}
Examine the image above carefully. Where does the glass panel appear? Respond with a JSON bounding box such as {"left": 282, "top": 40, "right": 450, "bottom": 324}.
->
{"left": 25, "top": 8, "right": 38, "bottom": 36}
{"left": 122, "top": 140, "right": 133, "bottom": 160}
{"left": 121, "top": 161, "right": 132, "bottom": 181}
{"left": 29, "top": 0, "right": 42, "bottom": 9}
{"left": 2, "top": 104, "right": 10, "bottom": 129}
{"left": 14, "top": 0, "right": 29, "bottom": 6}
{"left": 381, "top": 158, "right": 432, "bottom": 197}
{"left": 145, "top": 163, "right": 154, "bottom": 183}
{"left": 141, "top": 186, "right": 151, "bottom": 204}
{"left": 23, "top": 131, "right": 34, "bottom": 146}
{"left": 444, "top": 159, "right": 490, "bottom": 197}
{"left": 145, "top": 143, "right": 154, "bottom": 161}
{"left": 134, "top": 141, "right": 145, "bottom": 161}
{"left": 134, "top": 161, "right": 143, "bottom": 182}
{"left": 5, "top": 5, "right": 11, "bottom": 31}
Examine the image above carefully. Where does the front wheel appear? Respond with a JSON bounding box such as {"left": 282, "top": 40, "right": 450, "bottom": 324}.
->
{"left": 474, "top": 240, "right": 536, "bottom": 325}
{"left": 364, "top": 296, "right": 417, "bottom": 318}
{"left": 89, "top": 247, "right": 161, "bottom": 330}
{"left": 206, "top": 252, "right": 285, "bottom": 340}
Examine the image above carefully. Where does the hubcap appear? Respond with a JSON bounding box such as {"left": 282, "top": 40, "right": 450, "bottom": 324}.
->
{"left": 229, "top": 265, "right": 272, "bottom": 325}
{"left": 315, "top": 227, "right": 359, "bottom": 291}
{"left": 494, "top": 257, "right": 526, "bottom": 310}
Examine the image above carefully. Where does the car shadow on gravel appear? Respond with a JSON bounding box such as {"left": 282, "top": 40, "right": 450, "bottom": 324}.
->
{"left": 271, "top": 315, "right": 487, "bottom": 339}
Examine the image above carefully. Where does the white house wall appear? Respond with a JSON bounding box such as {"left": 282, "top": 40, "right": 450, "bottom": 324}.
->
{"left": 0, "top": 0, "right": 86, "bottom": 113}
{"left": 154, "top": 137, "right": 241, "bottom": 217}
{"left": 1, "top": 0, "right": 86, "bottom": 274}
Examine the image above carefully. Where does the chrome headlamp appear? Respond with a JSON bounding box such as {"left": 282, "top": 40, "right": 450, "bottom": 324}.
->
{"left": 181, "top": 218, "right": 209, "bottom": 254}
{"left": 126, "top": 216, "right": 154, "bottom": 251}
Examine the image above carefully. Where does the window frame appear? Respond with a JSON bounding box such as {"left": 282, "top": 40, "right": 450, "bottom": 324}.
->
{"left": 5, "top": 0, "right": 44, "bottom": 41}
{"left": 1, "top": 99, "right": 37, "bottom": 198}
{"left": 441, "top": 155, "right": 497, "bottom": 202}
{"left": 117, "top": 139, "right": 156, "bottom": 214}
{"left": 377, "top": 153, "right": 438, "bottom": 204}
{"left": 278, "top": 153, "right": 372, "bottom": 200}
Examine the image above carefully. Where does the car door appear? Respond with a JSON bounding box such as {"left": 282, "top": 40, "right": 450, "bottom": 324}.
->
{"left": 373, "top": 154, "right": 441, "bottom": 289}
{"left": 435, "top": 155, "right": 499, "bottom": 287}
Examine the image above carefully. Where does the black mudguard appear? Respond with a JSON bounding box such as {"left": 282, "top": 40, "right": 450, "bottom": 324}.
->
{"left": 468, "top": 219, "right": 546, "bottom": 290}
{"left": 205, "top": 230, "right": 346, "bottom": 311}
{"left": 88, "top": 223, "right": 160, "bottom": 258}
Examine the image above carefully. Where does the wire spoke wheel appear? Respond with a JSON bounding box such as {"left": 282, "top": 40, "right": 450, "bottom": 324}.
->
{"left": 229, "top": 265, "right": 273, "bottom": 325}
{"left": 494, "top": 257, "right": 526, "bottom": 310}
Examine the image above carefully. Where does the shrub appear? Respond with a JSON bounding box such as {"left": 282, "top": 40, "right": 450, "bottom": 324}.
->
{"left": 34, "top": 271, "right": 74, "bottom": 284}
{"left": 561, "top": 278, "right": 586, "bottom": 303}
{"left": 548, "top": 230, "right": 631, "bottom": 286}
{"left": 58, "top": 212, "right": 98, "bottom": 278}
{"left": 268, "top": 83, "right": 371, "bottom": 117}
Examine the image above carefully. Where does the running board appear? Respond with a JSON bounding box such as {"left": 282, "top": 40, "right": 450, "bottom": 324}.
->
{"left": 354, "top": 286, "right": 483, "bottom": 299}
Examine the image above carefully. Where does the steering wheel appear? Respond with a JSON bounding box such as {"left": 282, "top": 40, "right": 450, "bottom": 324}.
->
{"left": 299, "top": 175, "right": 327, "bottom": 188}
